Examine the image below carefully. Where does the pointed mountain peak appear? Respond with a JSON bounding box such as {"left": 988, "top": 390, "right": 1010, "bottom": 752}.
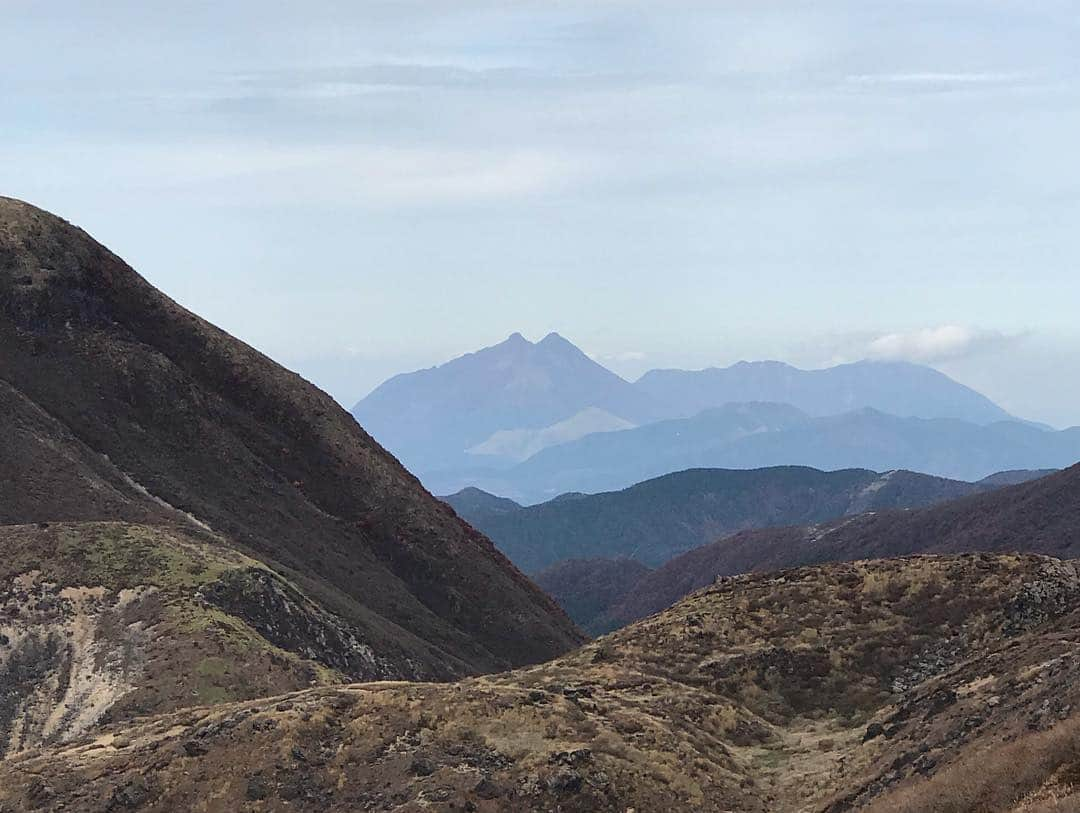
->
{"left": 538, "top": 331, "right": 586, "bottom": 356}
{"left": 484, "top": 332, "right": 533, "bottom": 357}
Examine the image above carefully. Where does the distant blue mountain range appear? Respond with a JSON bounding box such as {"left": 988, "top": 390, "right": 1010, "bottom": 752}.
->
{"left": 352, "top": 332, "right": 1077, "bottom": 501}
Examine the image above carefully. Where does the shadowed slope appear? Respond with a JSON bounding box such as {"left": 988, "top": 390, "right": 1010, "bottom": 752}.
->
{"left": 0, "top": 196, "right": 582, "bottom": 679}
{"left": 0, "top": 378, "right": 171, "bottom": 526}
{"left": 532, "top": 557, "right": 653, "bottom": 634}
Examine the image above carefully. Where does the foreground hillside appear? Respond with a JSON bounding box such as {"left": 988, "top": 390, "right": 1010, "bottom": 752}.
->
{"left": 0, "top": 521, "right": 411, "bottom": 757}
{"left": 4, "top": 553, "right": 1080, "bottom": 811}
{"left": 0, "top": 199, "right": 582, "bottom": 701}
{"left": 447, "top": 466, "right": 995, "bottom": 574}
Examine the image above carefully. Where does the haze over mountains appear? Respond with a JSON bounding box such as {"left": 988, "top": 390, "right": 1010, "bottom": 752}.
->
{"left": 353, "top": 333, "right": 1078, "bottom": 503}
{"left": 636, "top": 359, "right": 1013, "bottom": 424}
{"left": 352, "top": 331, "right": 656, "bottom": 475}
{"left": 468, "top": 407, "right": 1080, "bottom": 503}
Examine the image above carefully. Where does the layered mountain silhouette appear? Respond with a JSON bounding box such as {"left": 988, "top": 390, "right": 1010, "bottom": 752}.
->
{"left": 439, "top": 404, "right": 1080, "bottom": 502}
{"left": 439, "top": 486, "right": 523, "bottom": 518}
{"left": 444, "top": 465, "right": 1005, "bottom": 575}
{"left": 353, "top": 333, "right": 1052, "bottom": 500}
{"left": 0, "top": 197, "right": 582, "bottom": 753}
{"left": 604, "top": 464, "right": 1080, "bottom": 629}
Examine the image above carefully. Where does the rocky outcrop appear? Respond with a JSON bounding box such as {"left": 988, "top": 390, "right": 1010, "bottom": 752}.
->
{"left": 198, "top": 568, "right": 419, "bottom": 681}
{"left": 0, "top": 522, "right": 448, "bottom": 758}
{"left": 0, "top": 572, "right": 158, "bottom": 756}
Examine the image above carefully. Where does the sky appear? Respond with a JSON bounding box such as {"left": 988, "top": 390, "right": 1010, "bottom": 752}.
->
{"left": 3, "top": 1, "right": 1079, "bottom": 426}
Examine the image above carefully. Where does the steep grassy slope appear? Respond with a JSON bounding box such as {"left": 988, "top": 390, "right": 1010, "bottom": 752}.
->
{"left": 0, "top": 379, "right": 171, "bottom": 526}
{"left": 0, "top": 197, "right": 582, "bottom": 679}
{"left": 3, "top": 554, "right": 1080, "bottom": 811}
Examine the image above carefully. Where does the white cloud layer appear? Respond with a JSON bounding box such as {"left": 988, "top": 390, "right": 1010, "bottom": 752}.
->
{"left": 845, "top": 72, "right": 1029, "bottom": 86}
{"left": 864, "top": 325, "right": 1017, "bottom": 364}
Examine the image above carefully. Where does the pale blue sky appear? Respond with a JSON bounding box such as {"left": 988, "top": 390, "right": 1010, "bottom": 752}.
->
{"left": 3, "top": 1, "right": 1079, "bottom": 425}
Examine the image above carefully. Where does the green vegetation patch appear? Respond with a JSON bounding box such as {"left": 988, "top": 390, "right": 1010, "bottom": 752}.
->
{"left": 52, "top": 522, "right": 257, "bottom": 593}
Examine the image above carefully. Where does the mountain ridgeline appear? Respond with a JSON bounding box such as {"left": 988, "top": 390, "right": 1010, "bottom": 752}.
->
{"left": 443, "top": 465, "right": 1024, "bottom": 575}
{"left": 433, "top": 403, "right": 1080, "bottom": 503}
{"left": 635, "top": 359, "right": 1012, "bottom": 423}
{"left": 604, "top": 464, "right": 1080, "bottom": 630}
{"left": 0, "top": 197, "right": 583, "bottom": 755}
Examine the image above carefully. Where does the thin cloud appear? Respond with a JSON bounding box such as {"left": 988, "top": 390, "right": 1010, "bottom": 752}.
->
{"left": 589, "top": 350, "right": 648, "bottom": 363}
{"left": 220, "top": 63, "right": 661, "bottom": 103}
{"left": 13, "top": 142, "right": 592, "bottom": 207}
{"left": 842, "top": 71, "right": 1037, "bottom": 95}
{"left": 847, "top": 71, "right": 1028, "bottom": 85}
{"left": 863, "top": 325, "right": 1022, "bottom": 364}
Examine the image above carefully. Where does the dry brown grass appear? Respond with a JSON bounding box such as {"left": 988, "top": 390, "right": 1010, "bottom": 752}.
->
{"left": 4, "top": 553, "right": 1080, "bottom": 812}
{"left": 865, "top": 716, "right": 1080, "bottom": 813}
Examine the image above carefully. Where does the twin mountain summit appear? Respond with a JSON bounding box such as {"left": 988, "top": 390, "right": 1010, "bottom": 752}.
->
{"left": 354, "top": 327, "right": 1076, "bottom": 503}
{"left": 3, "top": 196, "right": 1080, "bottom": 811}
